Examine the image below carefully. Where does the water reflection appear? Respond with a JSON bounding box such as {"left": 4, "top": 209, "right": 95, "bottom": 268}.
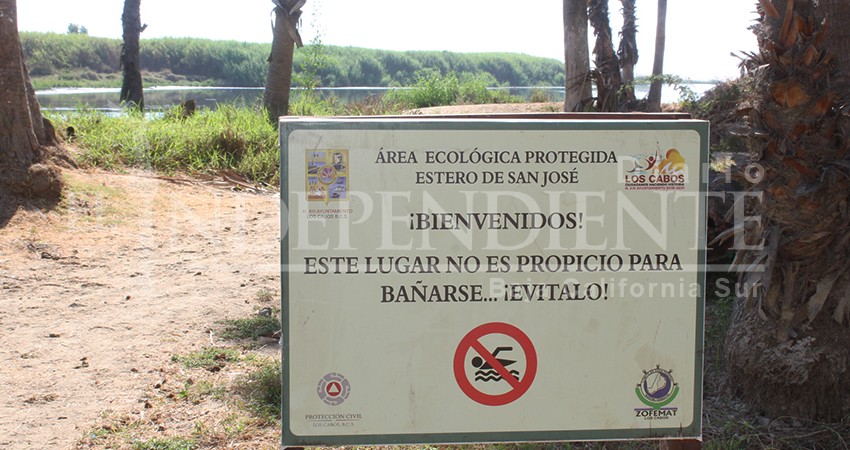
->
{"left": 36, "top": 84, "right": 716, "bottom": 113}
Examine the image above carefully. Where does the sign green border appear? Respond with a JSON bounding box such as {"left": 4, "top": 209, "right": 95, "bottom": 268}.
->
{"left": 280, "top": 117, "right": 708, "bottom": 446}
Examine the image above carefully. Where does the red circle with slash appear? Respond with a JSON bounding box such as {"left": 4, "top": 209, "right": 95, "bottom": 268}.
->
{"left": 453, "top": 322, "right": 537, "bottom": 406}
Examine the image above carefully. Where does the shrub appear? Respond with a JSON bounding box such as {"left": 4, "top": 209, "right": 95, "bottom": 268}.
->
{"left": 132, "top": 437, "right": 196, "bottom": 450}
{"left": 171, "top": 347, "right": 242, "bottom": 371}
{"left": 219, "top": 315, "right": 280, "bottom": 341}
{"left": 237, "top": 360, "right": 281, "bottom": 421}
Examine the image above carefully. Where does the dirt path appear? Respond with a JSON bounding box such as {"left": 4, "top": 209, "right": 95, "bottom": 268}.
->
{"left": 0, "top": 169, "right": 280, "bottom": 449}
{"left": 408, "top": 102, "right": 563, "bottom": 115}
{"left": 0, "top": 102, "right": 559, "bottom": 448}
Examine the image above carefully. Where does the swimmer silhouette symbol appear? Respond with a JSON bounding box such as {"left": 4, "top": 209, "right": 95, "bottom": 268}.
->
{"left": 472, "top": 347, "right": 520, "bottom": 382}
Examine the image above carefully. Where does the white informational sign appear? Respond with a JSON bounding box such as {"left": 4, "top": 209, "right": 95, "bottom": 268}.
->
{"left": 280, "top": 117, "right": 708, "bottom": 446}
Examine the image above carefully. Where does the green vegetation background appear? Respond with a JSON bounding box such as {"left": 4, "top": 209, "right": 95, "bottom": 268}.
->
{"left": 22, "top": 32, "right": 565, "bottom": 90}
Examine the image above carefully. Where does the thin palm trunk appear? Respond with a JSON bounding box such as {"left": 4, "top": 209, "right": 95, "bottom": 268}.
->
{"left": 120, "top": 0, "right": 144, "bottom": 110}
{"left": 589, "top": 0, "right": 622, "bottom": 111}
{"left": 563, "top": 0, "right": 592, "bottom": 112}
{"left": 646, "top": 0, "right": 667, "bottom": 111}
{"left": 264, "top": 0, "right": 304, "bottom": 123}
{"left": 618, "top": 0, "right": 638, "bottom": 102}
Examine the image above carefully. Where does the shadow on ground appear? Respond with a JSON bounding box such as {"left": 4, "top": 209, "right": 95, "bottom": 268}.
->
{"left": 0, "top": 186, "right": 61, "bottom": 229}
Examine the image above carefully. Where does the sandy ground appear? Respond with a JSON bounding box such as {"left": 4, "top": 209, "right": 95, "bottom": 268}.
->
{"left": 0, "top": 102, "right": 560, "bottom": 449}
{"left": 0, "top": 169, "right": 281, "bottom": 449}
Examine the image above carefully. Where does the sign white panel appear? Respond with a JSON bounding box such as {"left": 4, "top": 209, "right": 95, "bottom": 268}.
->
{"left": 280, "top": 118, "right": 708, "bottom": 445}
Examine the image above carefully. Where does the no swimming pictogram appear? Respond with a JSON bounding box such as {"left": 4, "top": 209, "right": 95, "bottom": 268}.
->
{"left": 453, "top": 322, "right": 537, "bottom": 406}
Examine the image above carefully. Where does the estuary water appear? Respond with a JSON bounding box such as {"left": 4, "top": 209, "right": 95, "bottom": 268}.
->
{"left": 35, "top": 84, "right": 717, "bottom": 113}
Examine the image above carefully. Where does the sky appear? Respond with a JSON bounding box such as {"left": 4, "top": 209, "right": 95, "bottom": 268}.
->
{"left": 17, "top": 0, "right": 759, "bottom": 82}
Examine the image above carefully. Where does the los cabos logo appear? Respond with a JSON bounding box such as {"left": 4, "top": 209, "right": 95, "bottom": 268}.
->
{"left": 622, "top": 148, "right": 687, "bottom": 190}
{"left": 634, "top": 365, "right": 679, "bottom": 420}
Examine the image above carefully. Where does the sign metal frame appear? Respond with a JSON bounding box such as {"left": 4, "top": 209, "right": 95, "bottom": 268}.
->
{"left": 280, "top": 115, "right": 708, "bottom": 446}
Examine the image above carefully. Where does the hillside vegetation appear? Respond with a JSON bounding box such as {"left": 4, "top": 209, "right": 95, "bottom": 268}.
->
{"left": 21, "top": 32, "right": 565, "bottom": 89}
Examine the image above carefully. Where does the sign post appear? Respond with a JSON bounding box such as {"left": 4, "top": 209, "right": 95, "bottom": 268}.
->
{"left": 280, "top": 116, "right": 708, "bottom": 446}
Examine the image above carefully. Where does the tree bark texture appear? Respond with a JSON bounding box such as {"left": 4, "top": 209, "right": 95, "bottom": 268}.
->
{"left": 0, "top": 0, "right": 40, "bottom": 167}
{"left": 563, "top": 0, "right": 592, "bottom": 112}
{"left": 23, "top": 52, "right": 54, "bottom": 146}
{"left": 618, "top": 0, "right": 638, "bottom": 102}
{"left": 646, "top": 0, "right": 667, "bottom": 111}
{"left": 817, "top": 0, "right": 850, "bottom": 94}
{"left": 0, "top": 0, "right": 62, "bottom": 200}
{"left": 264, "top": 3, "right": 301, "bottom": 123}
{"left": 120, "top": 0, "right": 144, "bottom": 110}
{"left": 724, "top": 0, "right": 850, "bottom": 420}
{"left": 589, "top": 0, "right": 622, "bottom": 112}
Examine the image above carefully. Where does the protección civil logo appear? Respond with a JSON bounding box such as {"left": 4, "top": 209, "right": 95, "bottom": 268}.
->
{"left": 317, "top": 372, "right": 351, "bottom": 406}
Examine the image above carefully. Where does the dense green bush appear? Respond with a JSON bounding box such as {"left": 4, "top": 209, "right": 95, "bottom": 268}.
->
{"left": 22, "top": 32, "right": 121, "bottom": 75}
{"left": 301, "top": 47, "right": 565, "bottom": 88}
{"left": 385, "top": 70, "right": 521, "bottom": 108}
{"left": 141, "top": 38, "right": 268, "bottom": 86}
{"left": 22, "top": 32, "right": 564, "bottom": 89}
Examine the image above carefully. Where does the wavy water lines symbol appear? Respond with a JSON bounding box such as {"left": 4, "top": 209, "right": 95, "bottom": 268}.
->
{"left": 474, "top": 369, "right": 520, "bottom": 382}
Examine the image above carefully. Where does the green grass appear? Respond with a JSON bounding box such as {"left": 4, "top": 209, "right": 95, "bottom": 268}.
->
{"left": 172, "top": 347, "right": 242, "bottom": 370}
{"left": 49, "top": 96, "right": 419, "bottom": 185}
{"left": 132, "top": 436, "right": 196, "bottom": 450}
{"left": 288, "top": 91, "right": 346, "bottom": 116}
{"left": 236, "top": 359, "right": 281, "bottom": 421}
{"left": 705, "top": 272, "right": 736, "bottom": 369}
{"left": 47, "top": 95, "right": 420, "bottom": 184}
{"left": 219, "top": 315, "right": 280, "bottom": 341}
{"left": 254, "top": 288, "right": 276, "bottom": 303}
{"left": 344, "top": 94, "right": 406, "bottom": 115}
{"left": 178, "top": 379, "right": 226, "bottom": 404}
{"left": 50, "top": 104, "right": 280, "bottom": 184}
{"left": 218, "top": 294, "right": 280, "bottom": 341}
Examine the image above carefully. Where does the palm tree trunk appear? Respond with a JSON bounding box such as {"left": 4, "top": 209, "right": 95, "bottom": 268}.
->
{"left": 618, "top": 0, "right": 638, "bottom": 102}
{"left": 724, "top": 0, "right": 850, "bottom": 420}
{"left": 264, "top": 1, "right": 303, "bottom": 123}
{"left": 818, "top": 0, "right": 850, "bottom": 94}
{"left": 589, "top": 0, "right": 622, "bottom": 112}
{"left": 646, "top": 0, "right": 667, "bottom": 111}
{"left": 563, "top": 0, "right": 592, "bottom": 112}
{"left": 120, "top": 0, "right": 144, "bottom": 111}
